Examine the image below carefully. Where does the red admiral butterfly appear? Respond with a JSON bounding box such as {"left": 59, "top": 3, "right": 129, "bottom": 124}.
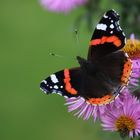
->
{"left": 40, "top": 9, "right": 132, "bottom": 105}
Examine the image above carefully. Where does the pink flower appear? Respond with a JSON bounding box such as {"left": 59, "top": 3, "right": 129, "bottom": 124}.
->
{"left": 65, "top": 37, "right": 140, "bottom": 122}
{"left": 129, "top": 59, "right": 140, "bottom": 88}
{"left": 101, "top": 93, "right": 140, "bottom": 138}
{"left": 40, "top": 0, "right": 88, "bottom": 13}
{"left": 122, "top": 34, "right": 140, "bottom": 93}
{"left": 65, "top": 95, "right": 122, "bottom": 121}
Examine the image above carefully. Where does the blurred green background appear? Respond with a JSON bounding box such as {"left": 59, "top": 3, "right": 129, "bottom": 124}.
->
{"left": 0, "top": 0, "right": 139, "bottom": 140}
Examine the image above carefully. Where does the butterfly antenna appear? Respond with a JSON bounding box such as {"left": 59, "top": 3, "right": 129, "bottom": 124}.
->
{"left": 49, "top": 52, "right": 75, "bottom": 60}
{"left": 49, "top": 52, "right": 63, "bottom": 58}
{"left": 74, "top": 29, "right": 81, "bottom": 57}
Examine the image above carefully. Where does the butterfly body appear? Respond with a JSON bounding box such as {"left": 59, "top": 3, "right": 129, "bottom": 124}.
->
{"left": 40, "top": 10, "right": 132, "bottom": 105}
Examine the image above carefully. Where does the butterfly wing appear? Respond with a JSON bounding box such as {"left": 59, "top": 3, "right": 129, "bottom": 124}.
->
{"left": 88, "top": 9, "right": 126, "bottom": 61}
{"left": 40, "top": 52, "right": 132, "bottom": 105}
{"left": 40, "top": 68, "right": 82, "bottom": 98}
{"left": 77, "top": 51, "right": 132, "bottom": 105}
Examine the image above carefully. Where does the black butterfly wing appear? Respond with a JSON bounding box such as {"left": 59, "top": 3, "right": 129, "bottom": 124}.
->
{"left": 40, "top": 68, "right": 82, "bottom": 98}
{"left": 77, "top": 51, "right": 132, "bottom": 105}
{"left": 88, "top": 9, "right": 126, "bottom": 61}
{"left": 40, "top": 52, "right": 132, "bottom": 105}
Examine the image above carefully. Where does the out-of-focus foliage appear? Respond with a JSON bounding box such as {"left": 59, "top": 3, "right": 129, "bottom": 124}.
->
{"left": 74, "top": 0, "right": 140, "bottom": 37}
{"left": 39, "top": 0, "right": 140, "bottom": 37}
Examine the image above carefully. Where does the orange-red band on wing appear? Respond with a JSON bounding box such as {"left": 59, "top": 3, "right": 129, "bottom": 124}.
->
{"left": 90, "top": 35, "right": 121, "bottom": 47}
{"left": 64, "top": 69, "right": 77, "bottom": 95}
{"left": 86, "top": 94, "right": 114, "bottom": 105}
{"left": 121, "top": 58, "right": 132, "bottom": 85}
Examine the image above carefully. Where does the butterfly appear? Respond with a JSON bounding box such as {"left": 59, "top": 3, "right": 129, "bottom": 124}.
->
{"left": 40, "top": 9, "right": 132, "bottom": 105}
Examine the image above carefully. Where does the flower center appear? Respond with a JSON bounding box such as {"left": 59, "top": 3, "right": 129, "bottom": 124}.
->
{"left": 123, "top": 39, "right": 140, "bottom": 59}
{"left": 115, "top": 115, "right": 136, "bottom": 132}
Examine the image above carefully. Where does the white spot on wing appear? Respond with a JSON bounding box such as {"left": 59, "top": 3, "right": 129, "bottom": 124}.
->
{"left": 40, "top": 87, "right": 46, "bottom": 93}
{"left": 42, "top": 80, "right": 47, "bottom": 84}
{"left": 104, "top": 14, "right": 108, "bottom": 18}
{"left": 125, "top": 53, "right": 129, "bottom": 57}
{"left": 109, "top": 100, "right": 114, "bottom": 104}
{"left": 54, "top": 85, "right": 59, "bottom": 89}
{"left": 96, "top": 23, "right": 107, "bottom": 31}
{"left": 57, "top": 92, "right": 62, "bottom": 96}
{"left": 115, "top": 94, "right": 120, "bottom": 99}
{"left": 125, "top": 38, "right": 126, "bottom": 44}
{"left": 110, "top": 24, "right": 114, "bottom": 29}
{"left": 50, "top": 74, "right": 59, "bottom": 83}
{"left": 119, "top": 26, "right": 122, "bottom": 31}
{"left": 64, "top": 96, "right": 68, "bottom": 99}
{"left": 120, "top": 86, "right": 125, "bottom": 93}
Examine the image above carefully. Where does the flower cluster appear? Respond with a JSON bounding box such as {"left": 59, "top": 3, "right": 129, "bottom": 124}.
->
{"left": 123, "top": 34, "right": 140, "bottom": 59}
{"left": 40, "top": 0, "right": 87, "bottom": 13}
{"left": 39, "top": 0, "right": 140, "bottom": 35}
{"left": 65, "top": 35, "right": 140, "bottom": 138}
{"left": 123, "top": 35, "right": 140, "bottom": 90}
{"left": 101, "top": 92, "right": 140, "bottom": 138}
